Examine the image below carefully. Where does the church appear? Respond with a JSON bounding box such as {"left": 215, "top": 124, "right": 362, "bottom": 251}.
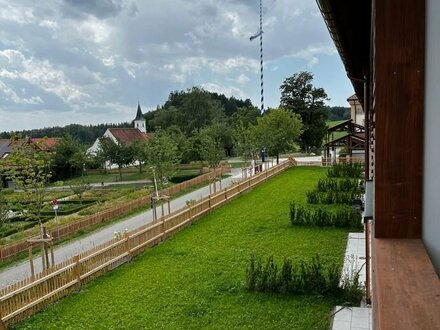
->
{"left": 87, "top": 103, "right": 151, "bottom": 160}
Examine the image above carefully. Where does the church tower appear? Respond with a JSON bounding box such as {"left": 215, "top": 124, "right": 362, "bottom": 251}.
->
{"left": 133, "top": 102, "right": 146, "bottom": 133}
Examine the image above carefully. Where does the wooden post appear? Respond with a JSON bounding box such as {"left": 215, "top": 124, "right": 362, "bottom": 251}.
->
{"left": 50, "top": 244, "right": 55, "bottom": 268}
{"left": 124, "top": 232, "right": 131, "bottom": 260}
{"left": 167, "top": 200, "right": 170, "bottom": 215}
{"left": 224, "top": 188, "right": 227, "bottom": 200}
{"left": 43, "top": 227, "right": 49, "bottom": 270}
{"left": 28, "top": 245, "right": 35, "bottom": 280}
{"left": 73, "top": 255, "right": 81, "bottom": 291}
{"left": 0, "top": 307, "right": 5, "bottom": 330}
{"left": 41, "top": 242, "right": 46, "bottom": 271}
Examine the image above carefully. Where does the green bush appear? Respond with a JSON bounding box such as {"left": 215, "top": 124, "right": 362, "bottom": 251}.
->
{"left": 306, "top": 191, "right": 363, "bottom": 205}
{"left": 327, "top": 163, "right": 363, "bottom": 178}
{"left": 245, "top": 254, "right": 363, "bottom": 305}
{"left": 290, "top": 201, "right": 362, "bottom": 230}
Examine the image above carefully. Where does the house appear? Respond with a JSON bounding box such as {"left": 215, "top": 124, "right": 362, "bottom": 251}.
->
{"left": 87, "top": 104, "right": 151, "bottom": 168}
{"left": 347, "top": 94, "right": 365, "bottom": 127}
{"left": 0, "top": 137, "right": 58, "bottom": 160}
{"left": 323, "top": 95, "right": 366, "bottom": 163}
{"left": 0, "top": 137, "right": 58, "bottom": 187}
{"left": 317, "top": 0, "right": 440, "bottom": 328}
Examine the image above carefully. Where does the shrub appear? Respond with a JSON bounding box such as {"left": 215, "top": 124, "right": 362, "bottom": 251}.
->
{"left": 327, "top": 163, "right": 363, "bottom": 179}
{"left": 245, "top": 254, "right": 363, "bottom": 305}
{"left": 290, "top": 201, "right": 362, "bottom": 230}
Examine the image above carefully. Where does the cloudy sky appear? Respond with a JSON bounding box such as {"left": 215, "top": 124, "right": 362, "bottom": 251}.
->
{"left": 0, "top": 0, "right": 353, "bottom": 132}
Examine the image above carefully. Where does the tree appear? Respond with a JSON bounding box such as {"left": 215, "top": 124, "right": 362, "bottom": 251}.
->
{"left": 251, "top": 108, "right": 303, "bottom": 163}
{"left": 144, "top": 131, "right": 181, "bottom": 188}
{"left": 198, "top": 125, "right": 226, "bottom": 169}
{"left": 5, "top": 137, "right": 52, "bottom": 236}
{"left": 0, "top": 178, "right": 10, "bottom": 232}
{"left": 280, "top": 71, "right": 329, "bottom": 152}
{"left": 233, "top": 121, "right": 255, "bottom": 165}
{"left": 231, "top": 106, "right": 261, "bottom": 128}
{"left": 130, "top": 140, "right": 147, "bottom": 173}
{"left": 52, "top": 135, "right": 86, "bottom": 179}
{"left": 99, "top": 137, "right": 133, "bottom": 181}
{"left": 69, "top": 179, "right": 91, "bottom": 205}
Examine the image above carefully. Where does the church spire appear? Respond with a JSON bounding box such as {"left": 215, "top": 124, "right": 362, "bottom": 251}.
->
{"left": 133, "top": 102, "right": 146, "bottom": 133}
{"left": 134, "top": 102, "right": 143, "bottom": 121}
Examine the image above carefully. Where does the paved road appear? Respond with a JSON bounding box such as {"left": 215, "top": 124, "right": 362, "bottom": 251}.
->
{"left": 0, "top": 166, "right": 259, "bottom": 289}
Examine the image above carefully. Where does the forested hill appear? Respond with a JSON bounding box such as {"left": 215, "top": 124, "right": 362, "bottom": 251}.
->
{"left": 0, "top": 122, "right": 130, "bottom": 145}
{"left": 1, "top": 89, "right": 256, "bottom": 146}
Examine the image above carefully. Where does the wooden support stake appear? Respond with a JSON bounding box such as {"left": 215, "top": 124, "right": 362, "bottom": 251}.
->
{"left": 50, "top": 244, "right": 55, "bottom": 269}
{"left": 124, "top": 232, "right": 131, "bottom": 260}
{"left": 29, "top": 245, "right": 35, "bottom": 280}
{"left": 41, "top": 242, "right": 46, "bottom": 271}
{"left": 0, "top": 307, "right": 5, "bottom": 330}
{"left": 73, "top": 255, "right": 81, "bottom": 291}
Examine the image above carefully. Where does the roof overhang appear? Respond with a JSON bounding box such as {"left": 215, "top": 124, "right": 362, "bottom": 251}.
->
{"left": 316, "top": 0, "right": 372, "bottom": 101}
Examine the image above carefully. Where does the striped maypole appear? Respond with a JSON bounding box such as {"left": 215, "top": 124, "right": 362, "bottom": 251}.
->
{"left": 259, "top": 0, "right": 264, "bottom": 114}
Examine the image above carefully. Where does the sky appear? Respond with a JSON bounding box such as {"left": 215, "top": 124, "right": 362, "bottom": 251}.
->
{"left": 0, "top": 0, "right": 353, "bottom": 132}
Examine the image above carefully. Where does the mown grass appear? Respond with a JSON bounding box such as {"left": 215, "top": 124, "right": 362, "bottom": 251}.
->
{"left": 14, "top": 167, "right": 349, "bottom": 330}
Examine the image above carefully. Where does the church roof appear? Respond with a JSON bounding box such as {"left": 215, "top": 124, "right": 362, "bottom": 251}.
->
{"left": 133, "top": 103, "right": 144, "bottom": 121}
{"left": 108, "top": 128, "right": 151, "bottom": 145}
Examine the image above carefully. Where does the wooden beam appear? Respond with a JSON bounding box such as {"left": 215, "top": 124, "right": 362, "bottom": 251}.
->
{"left": 373, "top": 239, "right": 440, "bottom": 329}
{"left": 373, "top": 0, "right": 425, "bottom": 238}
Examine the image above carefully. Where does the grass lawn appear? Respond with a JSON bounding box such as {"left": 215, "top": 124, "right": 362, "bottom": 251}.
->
{"left": 14, "top": 167, "right": 350, "bottom": 330}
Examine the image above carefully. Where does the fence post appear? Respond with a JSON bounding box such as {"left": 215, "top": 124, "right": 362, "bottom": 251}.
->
{"left": 0, "top": 305, "right": 5, "bottom": 330}
{"left": 224, "top": 188, "right": 227, "bottom": 200}
{"left": 124, "top": 232, "right": 131, "bottom": 260}
{"left": 73, "top": 255, "right": 81, "bottom": 291}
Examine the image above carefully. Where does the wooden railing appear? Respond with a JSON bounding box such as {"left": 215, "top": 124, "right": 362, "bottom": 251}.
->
{"left": 0, "top": 165, "right": 229, "bottom": 262}
{"left": 0, "top": 159, "right": 294, "bottom": 329}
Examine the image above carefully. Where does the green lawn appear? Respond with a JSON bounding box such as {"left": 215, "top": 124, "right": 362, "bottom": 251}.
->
{"left": 14, "top": 167, "right": 350, "bottom": 330}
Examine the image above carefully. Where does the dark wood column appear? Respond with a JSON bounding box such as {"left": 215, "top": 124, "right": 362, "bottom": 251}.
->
{"left": 373, "top": 0, "right": 425, "bottom": 238}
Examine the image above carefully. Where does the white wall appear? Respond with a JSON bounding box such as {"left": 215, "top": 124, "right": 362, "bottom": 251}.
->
{"left": 423, "top": 0, "right": 440, "bottom": 274}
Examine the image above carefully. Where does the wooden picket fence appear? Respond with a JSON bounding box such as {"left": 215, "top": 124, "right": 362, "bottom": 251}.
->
{"left": 0, "top": 159, "right": 294, "bottom": 329}
{"left": 0, "top": 165, "right": 229, "bottom": 262}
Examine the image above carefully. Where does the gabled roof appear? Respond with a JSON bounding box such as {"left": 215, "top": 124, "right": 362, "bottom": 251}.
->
{"left": 133, "top": 103, "right": 144, "bottom": 121}
{"left": 347, "top": 94, "right": 358, "bottom": 101}
{"left": 31, "top": 138, "right": 58, "bottom": 150}
{"left": 0, "top": 139, "right": 12, "bottom": 159}
{"left": 108, "top": 128, "right": 151, "bottom": 145}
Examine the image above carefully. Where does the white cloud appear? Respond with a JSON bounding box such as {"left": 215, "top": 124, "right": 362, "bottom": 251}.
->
{"left": 39, "top": 20, "right": 58, "bottom": 29}
{"left": 0, "top": 49, "right": 89, "bottom": 105}
{"left": 237, "top": 73, "right": 250, "bottom": 85}
{"left": 0, "top": 80, "right": 43, "bottom": 104}
{"left": 292, "top": 45, "right": 337, "bottom": 67}
{"left": 77, "top": 17, "right": 112, "bottom": 44}
{"left": 201, "top": 82, "right": 248, "bottom": 100}
{"left": 0, "top": 0, "right": 34, "bottom": 24}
